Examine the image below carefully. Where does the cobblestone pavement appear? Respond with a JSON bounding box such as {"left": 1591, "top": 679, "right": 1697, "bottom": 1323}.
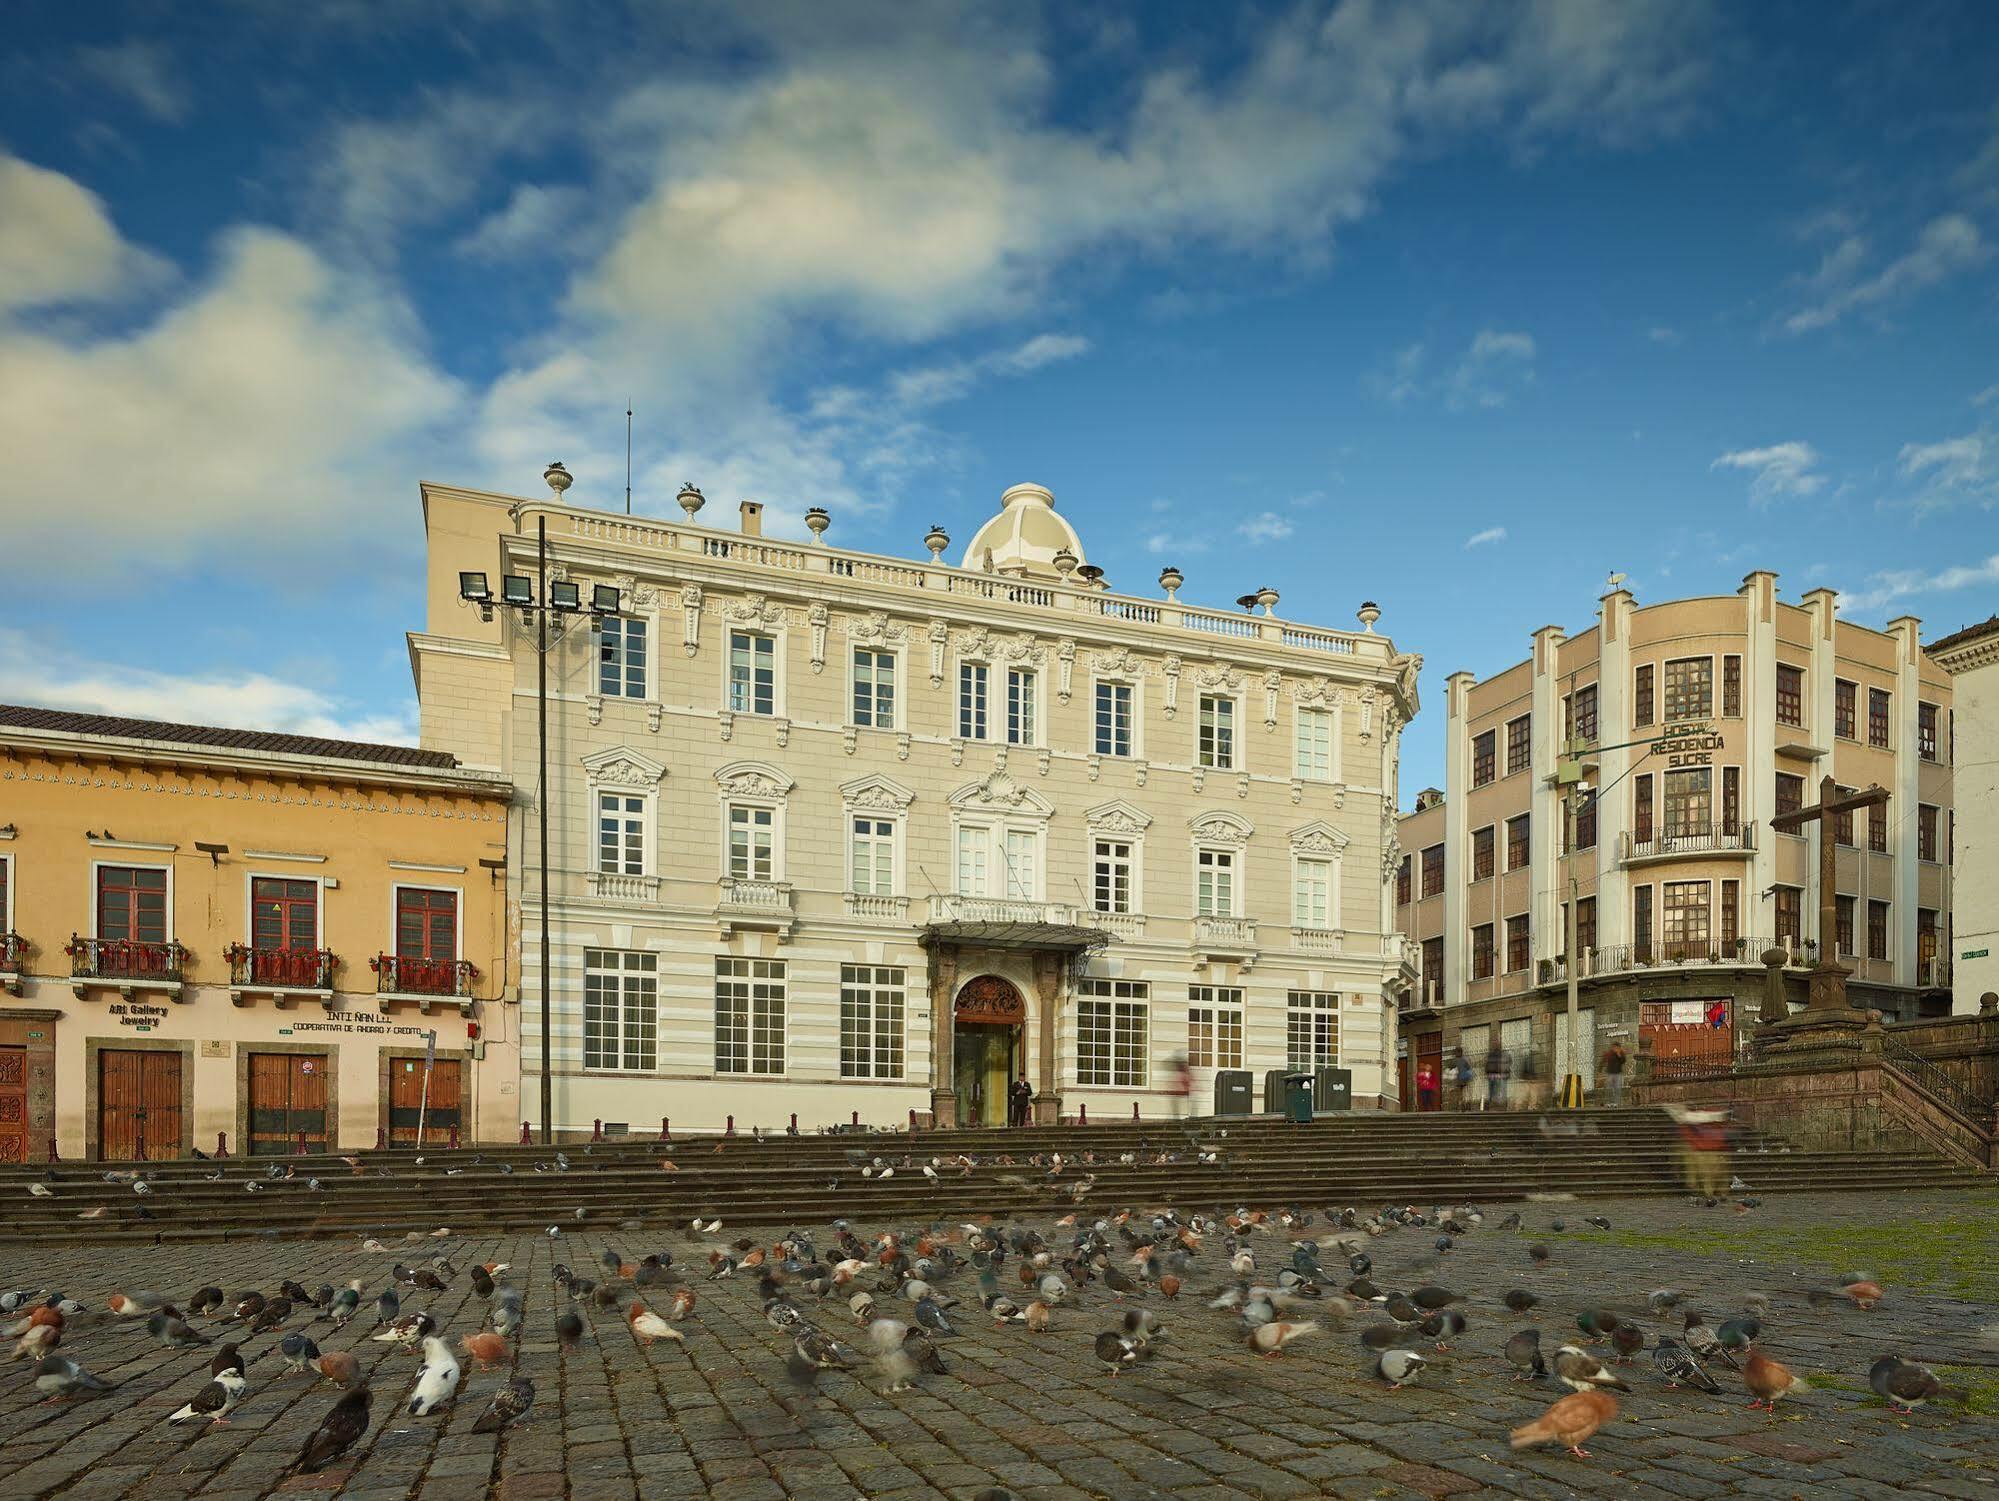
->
{"left": 1, "top": 1188, "right": 1995, "bottom": 1500}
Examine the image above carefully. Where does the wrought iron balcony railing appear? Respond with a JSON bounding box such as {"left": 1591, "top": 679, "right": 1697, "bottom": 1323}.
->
{"left": 67, "top": 936, "right": 189, "bottom": 984}
{"left": 1621, "top": 821, "right": 1757, "bottom": 863}
{"left": 372, "top": 954, "right": 478, "bottom": 998}
{"left": 228, "top": 944, "right": 337, "bottom": 992}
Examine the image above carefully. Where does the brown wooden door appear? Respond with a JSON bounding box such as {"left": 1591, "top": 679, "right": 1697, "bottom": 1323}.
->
{"left": 247, "top": 1053, "right": 329, "bottom": 1155}
{"left": 1415, "top": 1033, "right": 1443, "bottom": 1113}
{"left": 0, "top": 1047, "right": 27, "bottom": 1164}
{"left": 389, "top": 1058, "right": 461, "bottom": 1146}
{"left": 98, "top": 1050, "right": 182, "bottom": 1161}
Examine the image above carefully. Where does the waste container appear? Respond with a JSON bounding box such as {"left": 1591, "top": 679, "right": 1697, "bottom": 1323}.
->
{"left": 1283, "top": 1073, "right": 1315, "bottom": 1123}
{"left": 1312, "top": 1067, "right": 1353, "bottom": 1113}
{"left": 1212, "top": 1070, "right": 1253, "bottom": 1116}
{"left": 1261, "top": 1069, "right": 1291, "bottom": 1114}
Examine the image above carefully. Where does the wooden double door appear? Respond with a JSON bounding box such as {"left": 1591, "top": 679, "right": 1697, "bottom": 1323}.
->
{"left": 247, "top": 1053, "right": 329, "bottom": 1155}
{"left": 0, "top": 1047, "right": 28, "bottom": 1164}
{"left": 98, "top": 1049, "right": 184, "bottom": 1161}
{"left": 388, "top": 1057, "right": 462, "bottom": 1146}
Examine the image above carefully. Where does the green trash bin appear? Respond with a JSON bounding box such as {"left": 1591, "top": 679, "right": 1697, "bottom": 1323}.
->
{"left": 1283, "top": 1072, "right": 1315, "bottom": 1123}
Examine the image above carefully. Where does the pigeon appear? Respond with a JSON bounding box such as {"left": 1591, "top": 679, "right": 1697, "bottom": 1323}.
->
{"left": 1653, "top": 1337, "right": 1721, "bottom": 1393}
{"left": 1583, "top": 1216, "right": 1611, "bottom": 1231}
{"left": 1682, "top": 1312, "right": 1737, "bottom": 1370}
{"left": 461, "top": 1331, "right": 509, "bottom": 1367}
{"left": 1247, "top": 1319, "right": 1319, "bottom": 1357}
{"left": 106, "top": 1291, "right": 165, "bottom": 1319}
{"left": 1811, "top": 1281, "right": 1884, "bottom": 1310}
{"left": 1374, "top": 1348, "right": 1427, "bottom": 1388}
{"left": 150, "top": 1313, "right": 208, "bottom": 1348}
{"left": 1504, "top": 1328, "right": 1547, "bottom": 1380}
{"left": 327, "top": 1283, "right": 361, "bottom": 1328}
{"left": 1503, "top": 1289, "right": 1540, "bottom": 1316}
{"left": 168, "top": 1367, "right": 246, "bottom": 1426}
{"left": 1093, "top": 1330, "right": 1143, "bottom": 1376}
{"left": 407, "top": 1336, "right": 461, "bottom": 1416}
{"left": 1869, "top": 1354, "right": 1949, "bottom": 1414}
{"left": 315, "top": 1350, "right": 362, "bottom": 1388}
{"left": 277, "top": 1334, "right": 321, "bottom": 1373}
{"left": 629, "top": 1302, "right": 685, "bottom": 1348}
{"left": 1611, "top": 1324, "right": 1646, "bottom": 1363}
{"left": 1510, "top": 1390, "right": 1618, "bottom": 1459}
{"left": 472, "top": 1378, "right": 535, "bottom": 1433}
{"left": 189, "top": 1287, "right": 225, "bottom": 1317}
{"left": 1575, "top": 1309, "right": 1621, "bottom": 1341}
{"left": 298, "top": 1386, "right": 371, "bottom": 1472}
{"left": 1743, "top": 1349, "right": 1805, "bottom": 1413}
{"left": 555, "top": 1311, "right": 584, "bottom": 1346}
{"left": 373, "top": 1289, "right": 400, "bottom": 1328}
{"left": 1554, "top": 1344, "right": 1631, "bottom": 1394}
{"left": 32, "top": 1354, "right": 115, "bottom": 1400}
{"left": 371, "top": 1312, "right": 436, "bottom": 1348}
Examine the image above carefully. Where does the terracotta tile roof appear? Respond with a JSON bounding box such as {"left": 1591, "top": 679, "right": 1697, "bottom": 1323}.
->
{"left": 0, "top": 703, "right": 460, "bottom": 770}
{"left": 1928, "top": 615, "right": 1999, "bottom": 655}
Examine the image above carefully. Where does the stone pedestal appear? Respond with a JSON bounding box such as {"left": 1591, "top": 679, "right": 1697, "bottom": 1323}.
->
{"left": 1032, "top": 1092, "right": 1061, "bottom": 1125}
{"left": 929, "top": 1088, "right": 958, "bottom": 1129}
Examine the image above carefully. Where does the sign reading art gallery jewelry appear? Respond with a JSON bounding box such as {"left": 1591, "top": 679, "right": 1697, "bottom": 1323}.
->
{"left": 1651, "top": 722, "right": 1722, "bottom": 768}
{"left": 107, "top": 1001, "right": 168, "bottom": 1032}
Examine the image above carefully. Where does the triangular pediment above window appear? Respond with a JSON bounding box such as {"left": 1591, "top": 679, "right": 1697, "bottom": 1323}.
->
{"left": 1290, "top": 819, "right": 1350, "bottom": 855}
{"left": 581, "top": 746, "right": 668, "bottom": 788}
{"left": 841, "top": 773, "right": 916, "bottom": 812}
{"left": 1084, "top": 799, "right": 1153, "bottom": 834}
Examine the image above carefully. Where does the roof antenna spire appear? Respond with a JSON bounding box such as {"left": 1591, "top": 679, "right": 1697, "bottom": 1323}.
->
{"left": 625, "top": 400, "right": 634, "bottom": 516}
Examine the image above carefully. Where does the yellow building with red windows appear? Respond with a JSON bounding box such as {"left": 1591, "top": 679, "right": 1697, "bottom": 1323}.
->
{"left": 0, "top": 704, "right": 517, "bottom": 1160}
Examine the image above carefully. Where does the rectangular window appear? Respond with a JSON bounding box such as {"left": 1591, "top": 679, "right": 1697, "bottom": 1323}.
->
{"left": 1663, "top": 657, "right": 1713, "bottom": 721}
{"left": 1722, "top": 765, "right": 1741, "bottom": 834}
{"left": 852, "top": 648, "right": 895, "bottom": 728}
{"left": 956, "top": 828, "right": 989, "bottom": 896}
{"left": 1095, "top": 682, "right": 1133, "bottom": 757}
{"left": 728, "top": 805, "right": 773, "bottom": 881}
{"left": 1504, "top": 913, "right": 1530, "bottom": 972}
{"left": 1918, "top": 804, "right": 1940, "bottom": 862}
{"left": 1420, "top": 937, "right": 1444, "bottom": 1001}
{"left": 1076, "top": 979, "right": 1148, "bottom": 1086}
{"left": 1571, "top": 684, "right": 1599, "bottom": 744}
{"left": 728, "top": 631, "right": 775, "bottom": 715}
{"left": 1471, "top": 923, "right": 1496, "bottom": 980}
{"left": 1471, "top": 729, "right": 1497, "bottom": 787}
{"left": 1634, "top": 663, "right": 1655, "bottom": 727}
{"left": 597, "top": 792, "right": 645, "bottom": 875}
{"left": 1835, "top": 895, "right": 1856, "bottom": 957}
{"left": 1720, "top": 880, "right": 1739, "bottom": 949}
{"left": 1421, "top": 844, "right": 1445, "bottom": 898}
{"left": 1868, "top": 688, "right": 1891, "bottom": 749}
{"left": 839, "top": 964, "right": 905, "bottom": 1079}
{"left": 1293, "top": 857, "right": 1332, "bottom": 928}
{"left": 251, "top": 877, "right": 317, "bottom": 951}
{"left": 395, "top": 887, "right": 456, "bottom": 961}
{"left": 1775, "top": 773, "right": 1804, "bottom": 820}
{"left": 1868, "top": 800, "right": 1887, "bottom": 853}
{"left": 1918, "top": 909, "right": 1939, "bottom": 971}
{"left": 1196, "top": 848, "right": 1235, "bottom": 916}
{"left": 1395, "top": 855, "right": 1412, "bottom": 907}
{"left": 850, "top": 817, "right": 894, "bottom": 896}
{"left": 598, "top": 616, "right": 647, "bottom": 699}
{"left": 1635, "top": 773, "right": 1654, "bottom": 841}
{"left": 1918, "top": 702, "right": 1940, "bottom": 762}
{"left": 1505, "top": 714, "right": 1531, "bottom": 776}
{"left": 958, "top": 662, "right": 989, "bottom": 740}
{"left": 714, "top": 956, "right": 785, "bottom": 1075}
{"left": 1663, "top": 879, "right": 1711, "bottom": 960}
{"left": 1186, "top": 986, "right": 1244, "bottom": 1070}
{"left": 1294, "top": 708, "right": 1333, "bottom": 780}
{"left": 1776, "top": 663, "right": 1804, "bottom": 728}
{"left": 1835, "top": 679, "right": 1857, "bottom": 740}
{"left": 1093, "top": 840, "right": 1133, "bottom": 915}
{"left": 1834, "top": 798, "right": 1855, "bottom": 847}
{"left": 1574, "top": 796, "right": 1598, "bottom": 850}
{"left": 1006, "top": 668, "right": 1037, "bottom": 746}
{"left": 1506, "top": 814, "right": 1529, "bottom": 871}
{"left": 583, "top": 949, "right": 657, "bottom": 1072}
{"left": 1867, "top": 899, "right": 1889, "bottom": 961}
{"left": 1576, "top": 895, "right": 1598, "bottom": 956}
{"left": 1003, "top": 829, "right": 1038, "bottom": 901}
{"left": 1472, "top": 825, "right": 1495, "bottom": 881}
{"left": 1286, "top": 991, "right": 1339, "bottom": 1070}
{"left": 1774, "top": 886, "right": 1802, "bottom": 948}
{"left": 98, "top": 865, "right": 168, "bottom": 944}
{"left": 1198, "top": 695, "right": 1236, "bottom": 769}
{"left": 1631, "top": 884, "right": 1655, "bottom": 962}
{"left": 1663, "top": 768, "right": 1711, "bottom": 837}
{"left": 1722, "top": 655, "right": 1742, "bottom": 718}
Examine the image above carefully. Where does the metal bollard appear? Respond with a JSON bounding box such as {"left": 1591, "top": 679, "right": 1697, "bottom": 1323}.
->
{"left": 908, "top": 1108, "right": 918, "bottom": 1132}
{"left": 296, "top": 1130, "right": 308, "bottom": 1155}
{"left": 448, "top": 1125, "right": 461, "bottom": 1150}
{"left": 725, "top": 1115, "right": 736, "bottom": 1137}
{"left": 1078, "top": 1103, "right": 1088, "bottom": 1126}
{"left": 592, "top": 1118, "right": 604, "bottom": 1143}
{"left": 1132, "top": 1102, "right": 1140, "bottom": 1121}
{"left": 217, "top": 1131, "right": 230, "bottom": 1159}
{"left": 520, "top": 1121, "right": 532, "bottom": 1145}
{"left": 660, "top": 1117, "right": 671, "bottom": 1142}
{"left": 852, "top": 1111, "right": 860, "bottom": 1127}
{"left": 788, "top": 1113, "right": 798, "bottom": 1135}
{"left": 374, "top": 1127, "right": 385, "bottom": 1151}
{"left": 47, "top": 1138, "right": 59, "bottom": 1164}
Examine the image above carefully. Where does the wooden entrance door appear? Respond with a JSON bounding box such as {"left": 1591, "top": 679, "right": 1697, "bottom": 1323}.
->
{"left": 389, "top": 1058, "right": 461, "bottom": 1146}
{"left": 247, "top": 1053, "right": 329, "bottom": 1155}
{"left": 0, "top": 1047, "right": 27, "bottom": 1164}
{"left": 98, "top": 1049, "right": 182, "bottom": 1161}
{"left": 1415, "top": 1032, "right": 1443, "bottom": 1112}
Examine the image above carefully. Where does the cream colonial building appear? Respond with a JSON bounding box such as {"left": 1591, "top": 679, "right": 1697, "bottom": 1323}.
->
{"left": 1931, "top": 614, "right": 1996, "bottom": 1012}
{"left": 411, "top": 475, "right": 1420, "bottom": 1132}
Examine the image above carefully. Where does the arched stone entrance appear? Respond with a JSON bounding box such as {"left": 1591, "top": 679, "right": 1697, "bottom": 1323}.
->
{"left": 952, "top": 975, "right": 1024, "bottom": 1127}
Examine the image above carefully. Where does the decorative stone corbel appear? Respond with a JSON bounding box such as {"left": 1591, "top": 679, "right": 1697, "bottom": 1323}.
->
{"left": 843, "top": 725, "right": 858, "bottom": 756}
{"left": 645, "top": 702, "right": 662, "bottom": 734}
{"left": 1359, "top": 687, "right": 1376, "bottom": 741}
{"left": 1086, "top": 752, "right": 1101, "bottom": 782}
{"left": 1289, "top": 778, "right": 1303, "bottom": 805}
{"left": 928, "top": 620, "right": 949, "bottom": 686}
{"left": 774, "top": 717, "right": 791, "bottom": 749}
{"left": 993, "top": 745, "right": 1008, "bottom": 775}
{"left": 680, "top": 585, "right": 704, "bottom": 657}
{"left": 1263, "top": 671, "right": 1282, "bottom": 728}
{"left": 1331, "top": 782, "right": 1347, "bottom": 810}
{"left": 1133, "top": 759, "right": 1148, "bottom": 788}
{"left": 1056, "top": 638, "right": 1077, "bottom": 703}
{"left": 950, "top": 738, "right": 966, "bottom": 767}
{"left": 896, "top": 732, "right": 912, "bottom": 761}
{"left": 808, "top": 604, "right": 829, "bottom": 674}
{"left": 1191, "top": 767, "right": 1206, "bottom": 794}
{"left": 1162, "top": 655, "right": 1182, "bottom": 719}
{"left": 718, "top": 710, "right": 734, "bottom": 743}
{"left": 584, "top": 693, "right": 604, "bottom": 727}
{"left": 1237, "top": 772, "right": 1251, "bottom": 800}
{"left": 1036, "top": 747, "right": 1051, "bottom": 777}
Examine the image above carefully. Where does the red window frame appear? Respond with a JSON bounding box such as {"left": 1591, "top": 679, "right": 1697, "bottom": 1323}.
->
{"left": 252, "top": 877, "right": 318, "bottom": 951}
{"left": 97, "top": 865, "right": 167, "bottom": 944}
{"left": 396, "top": 888, "right": 458, "bottom": 962}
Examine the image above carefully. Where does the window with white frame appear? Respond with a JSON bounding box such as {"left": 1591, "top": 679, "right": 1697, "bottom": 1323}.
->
{"left": 839, "top": 964, "right": 905, "bottom": 1079}
{"left": 956, "top": 827, "right": 989, "bottom": 896}
{"left": 1196, "top": 847, "right": 1236, "bottom": 916}
{"left": 1198, "top": 695, "right": 1235, "bottom": 769}
{"left": 728, "top": 631, "right": 776, "bottom": 715}
{"left": 1095, "top": 681, "right": 1133, "bottom": 756}
{"left": 727, "top": 804, "right": 774, "bottom": 880}
{"left": 583, "top": 949, "right": 656, "bottom": 1071}
{"left": 1006, "top": 668, "right": 1037, "bottom": 745}
{"left": 597, "top": 792, "right": 646, "bottom": 875}
{"left": 1295, "top": 707, "right": 1333, "bottom": 780}
{"left": 1093, "top": 839, "right": 1133, "bottom": 914}
{"left": 851, "top": 648, "right": 895, "bottom": 728}
{"left": 1293, "top": 856, "right": 1333, "bottom": 928}
{"left": 850, "top": 817, "right": 895, "bottom": 895}
{"left": 954, "top": 822, "right": 1042, "bottom": 901}
{"left": 1077, "top": 979, "right": 1148, "bottom": 1086}
{"left": 1286, "top": 991, "right": 1339, "bottom": 1070}
{"left": 1003, "top": 829, "right": 1039, "bottom": 900}
{"left": 598, "top": 616, "right": 647, "bottom": 699}
{"left": 1187, "top": 986, "right": 1244, "bottom": 1069}
{"left": 715, "top": 956, "right": 785, "bottom": 1074}
{"left": 958, "top": 661, "right": 989, "bottom": 740}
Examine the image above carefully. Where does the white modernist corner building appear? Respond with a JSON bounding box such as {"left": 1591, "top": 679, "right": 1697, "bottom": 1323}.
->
{"left": 410, "top": 476, "right": 1421, "bottom": 1133}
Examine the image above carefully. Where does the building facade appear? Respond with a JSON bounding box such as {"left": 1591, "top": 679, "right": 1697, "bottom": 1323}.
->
{"left": 1931, "top": 615, "right": 1996, "bottom": 1012}
{"left": 412, "top": 476, "right": 1420, "bottom": 1133}
{"left": 1393, "top": 575, "right": 1955, "bottom": 1104}
{"left": 0, "top": 706, "right": 515, "bottom": 1160}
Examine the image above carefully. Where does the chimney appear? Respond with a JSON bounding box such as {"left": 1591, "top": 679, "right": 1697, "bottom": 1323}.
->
{"left": 739, "top": 500, "right": 763, "bottom": 538}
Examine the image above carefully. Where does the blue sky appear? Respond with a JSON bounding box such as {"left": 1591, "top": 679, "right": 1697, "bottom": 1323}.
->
{"left": 1, "top": 1, "right": 1995, "bottom": 796}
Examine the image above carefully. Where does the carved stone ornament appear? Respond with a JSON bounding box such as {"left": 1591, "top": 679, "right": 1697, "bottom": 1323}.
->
{"left": 1195, "top": 661, "right": 1244, "bottom": 691}
{"left": 1189, "top": 810, "right": 1253, "bottom": 849}
{"left": 582, "top": 747, "right": 668, "bottom": 788}
{"left": 1294, "top": 676, "right": 1343, "bottom": 708}
{"left": 848, "top": 611, "right": 908, "bottom": 645}
{"left": 1001, "top": 635, "right": 1046, "bottom": 665}
{"left": 1162, "top": 655, "right": 1182, "bottom": 718}
{"left": 842, "top": 774, "right": 915, "bottom": 813}
{"left": 1093, "top": 647, "right": 1145, "bottom": 681}
{"left": 957, "top": 628, "right": 997, "bottom": 663}
{"left": 1359, "top": 686, "right": 1377, "bottom": 741}
{"left": 1290, "top": 820, "right": 1350, "bottom": 856}
{"left": 680, "top": 584, "right": 704, "bottom": 656}
{"left": 808, "top": 604, "right": 829, "bottom": 673}
{"left": 928, "top": 619, "right": 950, "bottom": 686}
{"left": 1056, "top": 638, "right": 1077, "bottom": 702}
{"left": 1085, "top": 800, "right": 1153, "bottom": 835}
{"left": 954, "top": 973, "right": 1026, "bottom": 1025}
{"left": 949, "top": 769, "right": 1053, "bottom": 817}
{"left": 714, "top": 760, "right": 795, "bottom": 801}
{"left": 724, "top": 593, "right": 785, "bottom": 627}
{"left": 612, "top": 572, "right": 660, "bottom": 608}
{"left": 1263, "top": 671, "right": 1283, "bottom": 727}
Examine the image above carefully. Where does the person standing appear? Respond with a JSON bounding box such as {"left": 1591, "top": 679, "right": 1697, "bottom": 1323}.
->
{"left": 1601, "top": 1042, "right": 1628, "bottom": 1105}
{"left": 1007, "top": 1071, "right": 1034, "bottom": 1128}
{"left": 1449, "top": 1049, "right": 1473, "bottom": 1111}
{"left": 1484, "top": 1041, "right": 1508, "bottom": 1111}
{"left": 1416, "top": 1058, "right": 1440, "bottom": 1112}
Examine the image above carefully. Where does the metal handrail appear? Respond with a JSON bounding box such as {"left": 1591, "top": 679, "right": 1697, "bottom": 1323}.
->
{"left": 1879, "top": 1032, "right": 1991, "bottom": 1125}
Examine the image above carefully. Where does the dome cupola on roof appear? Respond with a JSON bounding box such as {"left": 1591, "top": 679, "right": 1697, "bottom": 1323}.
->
{"left": 959, "top": 483, "right": 1088, "bottom": 581}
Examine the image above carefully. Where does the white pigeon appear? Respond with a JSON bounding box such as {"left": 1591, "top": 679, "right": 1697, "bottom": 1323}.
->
{"left": 168, "top": 1368, "right": 246, "bottom": 1425}
{"left": 29, "top": 1184, "right": 51, "bottom": 1198}
{"left": 407, "top": 1335, "right": 461, "bottom": 1416}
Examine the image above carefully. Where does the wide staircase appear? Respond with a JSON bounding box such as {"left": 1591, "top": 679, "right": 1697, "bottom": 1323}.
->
{"left": 0, "top": 1108, "right": 1985, "bottom": 1244}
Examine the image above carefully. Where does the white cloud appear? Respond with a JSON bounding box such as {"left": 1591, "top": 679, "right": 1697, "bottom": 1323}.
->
{"left": 1446, "top": 329, "right": 1537, "bottom": 410}
{"left": 0, "top": 630, "right": 417, "bottom": 744}
{"left": 1374, "top": 342, "right": 1427, "bottom": 405}
{"left": 1239, "top": 512, "right": 1294, "bottom": 544}
{"left": 888, "top": 331, "right": 1091, "bottom": 409}
{"left": 1840, "top": 554, "right": 1999, "bottom": 616}
{"left": 75, "top": 41, "right": 189, "bottom": 123}
{"left": 1646, "top": 324, "right": 1681, "bottom": 345}
{"left": 1464, "top": 526, "right": 1507, "bottom": 548}
{"left": 1972, "top": 383, "right": 1999, "bottom": 408}
{"left": 1898, "top": 430, "right": 1995, "bottom": 514}
{"left": 1143, "top": 532, "right": 1209, "bottom": 556}
{"left": 456, "top": 184, "right": 591, "bottom": 261}
{"left": 1711, "top": 441, "right": 1826, "bottom": 504}
{"left": 1784, "top": 214, "right": 1989, "bottom": 334}
{"left": 0, "top": 153, "right": 166, "bottom": 314}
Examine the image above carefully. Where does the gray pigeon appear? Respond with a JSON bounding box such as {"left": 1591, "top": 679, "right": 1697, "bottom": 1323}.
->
{"left": 33, "top": 1355, "right": 115, "bottom": 1400}
{"left": 1375, "top": 1348, "right": 1427, "bottom": 1387}
{"left": 1654, "top": 1337, "right": 1721, "bottom": 1393}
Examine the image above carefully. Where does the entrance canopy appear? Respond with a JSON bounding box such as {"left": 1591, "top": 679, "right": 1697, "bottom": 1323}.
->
{"left": 920, "top": 920, "right": 1108, "bottom": 953}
